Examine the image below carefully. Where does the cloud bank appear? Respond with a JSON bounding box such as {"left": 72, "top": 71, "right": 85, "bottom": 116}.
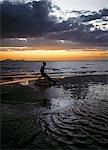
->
{"left": 0, "top": 0, "right": 108, "bottom": 48}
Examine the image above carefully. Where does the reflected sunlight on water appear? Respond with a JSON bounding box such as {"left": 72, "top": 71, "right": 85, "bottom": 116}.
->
{"left": 34, "top": 81, "right": 108, "bottom": 149}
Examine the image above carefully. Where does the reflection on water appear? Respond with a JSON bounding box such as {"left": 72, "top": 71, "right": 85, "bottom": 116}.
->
{"left": 50, "top": 97, "right": 73, "bottom": 111}
{"left": 20, "top": 81, "right": 29, "bottom": 86}
{"left": 33, "top": 81, "right": 108, "bottom": 149}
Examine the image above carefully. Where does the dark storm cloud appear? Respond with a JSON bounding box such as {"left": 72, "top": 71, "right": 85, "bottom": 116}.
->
{"left": 0, "top": 0, "right": 56, "bottom": 37}
{"left": 47, "top": 8, "right": 108, "bottom": 45}
{"left": 81, "top": 13, "right": 101, "bottom": 22}
{"left": 47, "top": 29, "right": 108, "bottom": 47}
{"left": 99, "top": 8, "right": 108, "bottom": 17}
{"left": 80, "top": 8, "right": 108, "bottom": 22}
{"left": 0, "top": 0, "right": 108, "bottom": 47}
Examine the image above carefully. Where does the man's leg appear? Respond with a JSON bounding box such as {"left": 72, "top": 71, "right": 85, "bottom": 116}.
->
{"left": 45, "top": 74, "right": 56, "bottom": 85}
{"left": 38, "top": 76, "right": 42, "bottom": 80}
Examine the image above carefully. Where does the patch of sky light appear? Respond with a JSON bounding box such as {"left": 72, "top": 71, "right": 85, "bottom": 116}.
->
{"left": 49, "top": 4, "right": 79, "bottom": 22}
{"left": 50, "top": 5, "right": 97, "bottom": 23}
{"left": 5, "top": 38, "right": 27, "bottom": 41}
{"left": 83, "top": 18, "right": 108, "bottom": 31}
{"left": 52, "top": 0, "right": 108, "bottom": 11}
{"left": 17, "top": 38, "right": 27, "bottom": 41}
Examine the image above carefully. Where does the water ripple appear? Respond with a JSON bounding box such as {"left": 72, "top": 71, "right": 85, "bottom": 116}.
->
{"left": 35, "top": 82, "right": 108, "bottom": 149}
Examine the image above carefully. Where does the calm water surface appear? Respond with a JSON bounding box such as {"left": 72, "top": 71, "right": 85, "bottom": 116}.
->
{"left": 1, "top": 60, "right": 108, "bottom": 76}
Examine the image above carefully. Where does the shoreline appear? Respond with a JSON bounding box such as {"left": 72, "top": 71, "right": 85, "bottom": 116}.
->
{"left": 0, "top": 74, "right": 107, "bottom": 86}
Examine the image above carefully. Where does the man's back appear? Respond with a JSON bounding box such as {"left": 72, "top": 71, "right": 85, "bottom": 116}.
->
{"left": 40, "top": 65, "right": 45, "bottom": 75}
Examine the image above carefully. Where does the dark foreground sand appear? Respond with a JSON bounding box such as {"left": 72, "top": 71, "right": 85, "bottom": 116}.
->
{"left": 1, "top": 74, "right": 108, "bottom": 149}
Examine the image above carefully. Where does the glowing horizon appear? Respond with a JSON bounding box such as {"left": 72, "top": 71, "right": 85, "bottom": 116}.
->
{"left": 0, "top": 47, "right": 107, "bottom": 61}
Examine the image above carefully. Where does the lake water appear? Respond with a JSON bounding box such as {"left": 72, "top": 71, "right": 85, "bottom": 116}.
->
{"left": 1, "top": 60, "right": 108, "bottom": 77}
{"left": 1, "top": 60, "right": 108, "bottom": 149}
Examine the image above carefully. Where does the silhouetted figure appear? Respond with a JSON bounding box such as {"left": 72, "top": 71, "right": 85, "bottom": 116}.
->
{"left": 39, "top": 62, "right": 56, "bottom": 85}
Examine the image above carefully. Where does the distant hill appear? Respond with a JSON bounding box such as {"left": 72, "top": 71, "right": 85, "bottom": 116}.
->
{"left": 1, "top": 59, "right": 26, "bottom": 62}
{"left": 0, "top": 59, "right": 42, "bottom": 63}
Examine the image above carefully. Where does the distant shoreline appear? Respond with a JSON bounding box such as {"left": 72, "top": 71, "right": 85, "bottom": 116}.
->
{"left": 0, "top": 59, "right": 108, "bottom": 62}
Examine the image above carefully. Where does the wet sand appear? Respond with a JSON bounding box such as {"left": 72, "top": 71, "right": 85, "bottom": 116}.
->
{"left": 1, "top": 74, "right": 108, "bottom": 149}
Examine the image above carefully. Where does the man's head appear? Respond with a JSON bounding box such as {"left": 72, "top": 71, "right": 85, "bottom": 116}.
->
{"left": 43, "top": 62, "right": 46, "bottom": 66}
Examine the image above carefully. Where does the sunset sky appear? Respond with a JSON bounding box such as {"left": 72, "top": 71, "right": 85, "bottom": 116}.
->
{"left": 0, "top": 0, "right": 108, "bottom": 60}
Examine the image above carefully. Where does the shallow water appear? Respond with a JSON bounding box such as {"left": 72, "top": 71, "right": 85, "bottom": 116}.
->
{"left": 33, "top": 81, "right": 108, "bottom": 149}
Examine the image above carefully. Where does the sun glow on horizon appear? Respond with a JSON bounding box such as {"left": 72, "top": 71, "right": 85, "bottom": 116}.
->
{"left": 0, "top": 47, "right": 107, "bottom": 60}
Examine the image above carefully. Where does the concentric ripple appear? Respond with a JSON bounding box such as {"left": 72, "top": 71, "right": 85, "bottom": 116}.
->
{"left": 35, "top": 83, "right": 108, "bottom": 149}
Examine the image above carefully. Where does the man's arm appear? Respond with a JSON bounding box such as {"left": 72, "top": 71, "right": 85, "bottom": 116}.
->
{"left": 46, "top": 68, "right": 60, "bottom": 71}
